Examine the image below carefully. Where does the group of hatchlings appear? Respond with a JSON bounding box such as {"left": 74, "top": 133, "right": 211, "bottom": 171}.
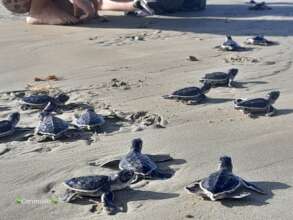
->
{"left": 0, "top": 54, "right": 277, "bottom": 214}
{"left": 0, "top": 0, "right": 280, "bottom": 214}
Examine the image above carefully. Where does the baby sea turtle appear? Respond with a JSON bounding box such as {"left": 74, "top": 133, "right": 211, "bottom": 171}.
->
{"left": 0, "top": 112, "right": 20, "bottom": 138}
{"left": 34, "top": 102, "right": 69, "bottom": 141}
{"left": 20, "top": 93, "right": 69, "bottom": 110}
{"left": 92, "top": 138, "right": 174, "bottom": 183}
{"left": 1, "top": 0, "right": 30, "bottom": 14}
{"left": 73, "top": 109, "right": 105, "bottom": 131}
{"left": 162, "top": 82, "right": 211, "bottom": 104}
{"left": 248, "top": 1, "right": 271, "bottom": 10}
{"left": 234, "top": 91, "right": 280, "bottom": 117}
{"left": 219, "top": 35, "right": 245, "bottom": 51}
{"left": 63, "top": 170, "right": 135, "bottom": 215}
{"left": 119, "top": 138, "right": 173, "bottom": 183}
{"left": 245, "top": 35, "right": 275, "bottom": 46}
{"left": 185, "top": 156, "right": 265, "bottom": 201}
{"left": 200, "top": 68, "right": 238, "bottom": 87}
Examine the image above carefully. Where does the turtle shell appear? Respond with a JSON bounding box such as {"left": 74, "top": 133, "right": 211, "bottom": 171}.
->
{"left": 21, "top": 95, "right": 51, "bottom": 106}
{"left": 0, "top": 120, "right": 13, "bottom": 137}
{"left": 119, "top": 151, "right": 157, "bottom": 175}
{"left": 2, "top": 0, "right": 31, "bottom": 14}
{"left": 37, "top": 115, "right": 68, "bottom": 137}
{"left": 203, "top": 72, "right": 228, "bottom": 81}
{"left": 200, "top": 170, "right": 240, "bottom": 195}
{"left": 75, "top": 110, "right": 105, "bottom": 127}
{"left": 64, "top": 175, "right": 109, "bottom": 192}
{"left": 236, "top": 98, "right": 268, "bottom": 109}
{"left": 172, "top": 87, "right": 202, "bottom": 98}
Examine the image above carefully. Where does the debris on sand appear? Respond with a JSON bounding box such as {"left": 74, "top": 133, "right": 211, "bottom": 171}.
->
{"left": 224, "top": 55, "right": 259, "bottom": 64}
{"left": 110, "top": 78, "right": 131, "bottom": 90}
{"left": 34, "top": 74, "right": 61, "bottom": 82}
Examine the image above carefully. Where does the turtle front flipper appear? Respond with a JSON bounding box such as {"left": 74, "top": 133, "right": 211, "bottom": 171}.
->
{"left": 185, "top": 180, "right": 201, "bottom": 193}
{"left": 62, "top": 189, "right": 79, "bottom": 202}
{"left": 266, "top": 106, "right": 277, "bottom": 117}
{"left": 131, "top": 174, "right": 144, "bottom": 184}
{"left": 215, "top": 190, "right": 251, "bottom": 200}
{"left": 101, "top": 192, "right": 118, "bottom": 215}
{"left": 241, "top": 179, "right": 266, "bottom": 194}
{"left": 162, "top": 95, "right": 174, "bottom": 100}
{"left": 146, "top": 154, "right": 173, "bottom": 163}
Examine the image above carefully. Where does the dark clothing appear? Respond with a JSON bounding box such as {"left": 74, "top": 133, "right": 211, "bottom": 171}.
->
{"left": 146, "top": 0, "right": 206, "bottom": 14}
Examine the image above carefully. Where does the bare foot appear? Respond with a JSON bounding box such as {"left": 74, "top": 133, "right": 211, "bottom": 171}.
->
{"left": 72, "top": 0, "right": 98, "bottom": 21}
{"left": 27, "top": 0, "right": 79, "bottom": 25}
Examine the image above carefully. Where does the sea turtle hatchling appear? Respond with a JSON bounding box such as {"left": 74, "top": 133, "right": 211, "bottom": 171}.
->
{"left": 73, "top": 109, "right": 105, "bottom": 131}
{"left": 33, "top": 102, "right": 69, "bottom": 141}
{"left": 62, "top": 170, "right": 135, "bottom": 215}
{"left": 119, "top": 138, "right": 173, "bottom": 183}
{"left": 185, "top": 156, "right": 265, "bottom": 201}
{"left": 200, "top": 68, "right": 239, "bottom": 87}
{"left": 20, "top": 93, "right": 69, "bottom": 110}
{"left": 234, "top": 91, "right": 280, "bottom": 117}
{"left": 162, "top": 82, "right": 211, "bottom": 104}
{"left": 218, "top": 35, "right": 245, "bottom": 51}
{"left": 0, "top": 112, "right": 20, "bottom": 138}
{"left": 248, "top": 1, "right": 271, "bottom": 10}
{"left": 245, "top": 35, "right": 276, "bottom": 46}
{"left": 92, "top": 138, "right": 174, "bottom": 183}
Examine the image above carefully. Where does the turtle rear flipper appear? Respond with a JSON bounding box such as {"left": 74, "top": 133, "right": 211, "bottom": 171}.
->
{"left": 241, "top": 179, "right": 266, "bottom": 194}
{"left": 89, "top": 156, "right": 121, "bottom": 170}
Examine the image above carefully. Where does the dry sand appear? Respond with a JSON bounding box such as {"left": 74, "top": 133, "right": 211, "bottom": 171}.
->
{"left": 1, "top": 0, "right": 293, "bottom": 219}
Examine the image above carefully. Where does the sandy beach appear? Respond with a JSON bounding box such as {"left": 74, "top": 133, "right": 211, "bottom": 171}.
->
{"left": 1, "top": 0, "right": 293, "bottom": 219}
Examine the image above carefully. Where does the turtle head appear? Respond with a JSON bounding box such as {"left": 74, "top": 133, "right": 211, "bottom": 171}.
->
{"left": 228, "top": 68, "right": 238, "bottom": 86}
{"left": 55, "top": 93, "right": 69, "bottom": 104}
{"left": 218, "top": 156, "right": 233, "bottom": 172}
{"left": 39, "top": 102, "right": 56, "bottom": 119}
{"left": 226, "top": 35, "right": 232, "bottom": 40}
{"left": 131, "top": 138, "right": 143, "bottom": 153}
{"left": 117, "top": 170, "right": 135, "bottom": 183}
{"left": 228, "top": 68, "right": 238, "bottom": 79}
{"left": 200, "top": 82, "right": 211, "bottom": 94}
{"left": 267, "top": 91, "right": 280, "bottom": 104}
{"left": 8, "top": 112, "right": 20, "bottom": 126}
{"left": 110, "top": 170, "right": 135, "bottom": 190}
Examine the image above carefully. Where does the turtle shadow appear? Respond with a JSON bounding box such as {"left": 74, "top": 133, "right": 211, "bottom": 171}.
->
{"left": 0, "top": 127, "right": 35, "bottom": 144}
{"left": 205, "top": 98, "right": 234, "bottom": 104}
{"left": 221, "top": 181, "right": 290, "bottom": 207}
{"left": 65, "top": 189, "right": 179, "bottom": 215}
{"left": 0, "top": 106, "right": 11, "bottom": 111}
{"left": 115, "top": 189, "right": 180, "bottom": 213}
{"left": 232, "top": 81, "right": 268, "bottom": 89}
{"left": 276, "top": 109, "right": 293, "bottom": 116}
